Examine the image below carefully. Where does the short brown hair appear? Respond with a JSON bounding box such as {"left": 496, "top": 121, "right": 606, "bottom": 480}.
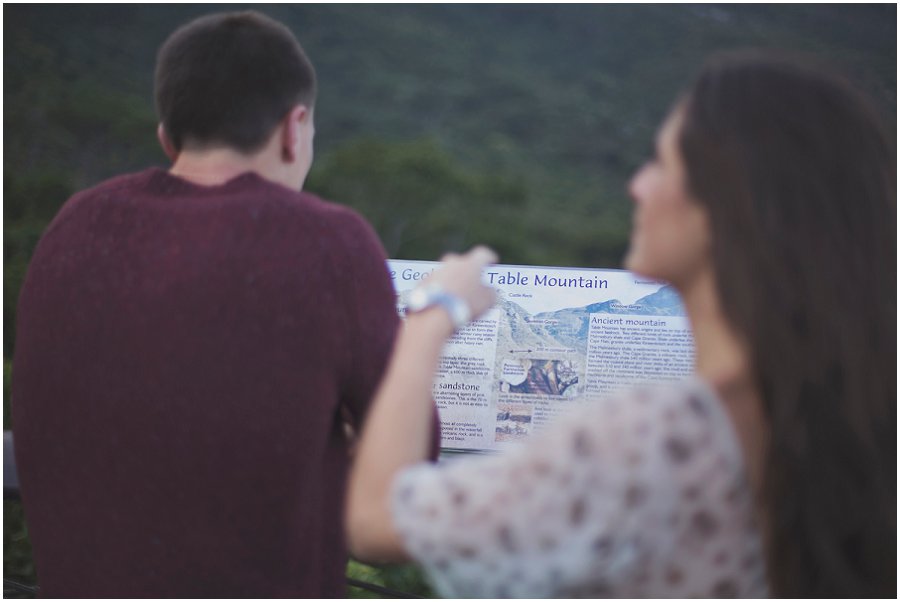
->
{"left": 155, "top": 11, "right": 316, "bottom": 153}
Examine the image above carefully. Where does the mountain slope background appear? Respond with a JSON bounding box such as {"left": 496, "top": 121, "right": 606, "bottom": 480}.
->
{"left": 6, "top": 5, "right": 895, "bottom": 271}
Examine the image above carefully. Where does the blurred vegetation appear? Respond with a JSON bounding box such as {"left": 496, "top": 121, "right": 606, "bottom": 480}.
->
{"left": 3, "top": 3, "right": 895, "bottom": 596}
{"left": 347, "top": 560, "right": 435, "bottom": 598}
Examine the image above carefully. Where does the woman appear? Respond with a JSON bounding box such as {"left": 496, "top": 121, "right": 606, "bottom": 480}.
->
{"left": 347, "top": 50, "right": 896, "bottom": 597}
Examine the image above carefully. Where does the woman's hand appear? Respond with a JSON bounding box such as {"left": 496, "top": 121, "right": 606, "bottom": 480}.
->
{"left": 407, "top": 246, "right": 499, "bottom": 338}
{"left": 426, "top": 246, "right": 498, "bottom": 321}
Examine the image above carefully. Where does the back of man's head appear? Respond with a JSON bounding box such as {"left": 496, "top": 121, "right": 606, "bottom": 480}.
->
{"left": 155, "top": 11, "right": 316, "bottom": 154}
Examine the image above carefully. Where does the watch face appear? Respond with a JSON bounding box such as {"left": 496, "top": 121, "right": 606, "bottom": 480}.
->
{"left": 407, "top": 286, "right": 430, "bottom": 311}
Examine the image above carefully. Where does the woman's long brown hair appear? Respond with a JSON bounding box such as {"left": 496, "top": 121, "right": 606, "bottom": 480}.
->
{"left": 678, "top": 50, "right": 896, "bottom": 597}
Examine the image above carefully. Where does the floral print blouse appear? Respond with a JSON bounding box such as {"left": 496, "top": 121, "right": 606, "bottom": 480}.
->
{"left": 391, "top": 377, "right": 768, "bottom": 597}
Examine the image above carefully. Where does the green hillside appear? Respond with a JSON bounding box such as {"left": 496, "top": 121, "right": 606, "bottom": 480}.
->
{"left": 5, "top": 4, "right": 895, "bottom": 352}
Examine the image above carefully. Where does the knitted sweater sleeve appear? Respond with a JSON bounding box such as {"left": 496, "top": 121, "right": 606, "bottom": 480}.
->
{"left": 323, "top": 203, "right": 441, "bottom": 459}
{"left": 325, "top": 206, "right": 401, "bottom": 432}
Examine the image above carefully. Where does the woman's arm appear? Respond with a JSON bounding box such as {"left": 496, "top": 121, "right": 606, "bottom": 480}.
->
{"left": 345, "top": 247, "right": 498, "bottom": 562}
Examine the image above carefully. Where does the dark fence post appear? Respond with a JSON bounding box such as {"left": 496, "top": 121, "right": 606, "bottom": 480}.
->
{"left": 4, "top": 430, "right": 20, "bottom": 500}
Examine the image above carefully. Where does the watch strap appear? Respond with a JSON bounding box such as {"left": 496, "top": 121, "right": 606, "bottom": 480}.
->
{"left": 407, "top": 283, "right": 472, "bottom": 330}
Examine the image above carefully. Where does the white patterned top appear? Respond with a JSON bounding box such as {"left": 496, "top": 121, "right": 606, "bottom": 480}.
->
{"left": 391, "top": 377, "right": 768, "bottom": 598}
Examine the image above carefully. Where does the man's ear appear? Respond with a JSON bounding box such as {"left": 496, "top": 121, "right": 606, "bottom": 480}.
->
{"left": 157, "top": 124, "right": 178, "bottom": 162}
{"left": 280, "top": 104, "right": 310, "bottom": 162}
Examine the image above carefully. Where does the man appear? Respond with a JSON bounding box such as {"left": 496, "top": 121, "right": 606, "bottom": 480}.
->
{"left": 12, "top": 11, "right": 420, "bottom": 597}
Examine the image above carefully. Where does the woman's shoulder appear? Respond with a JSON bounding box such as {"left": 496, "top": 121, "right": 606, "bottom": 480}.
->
{"left": 547, "top": 377, "right": 743, "bottom": 468}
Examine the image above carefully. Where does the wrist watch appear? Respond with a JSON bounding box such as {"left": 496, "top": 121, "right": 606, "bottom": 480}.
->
{"left": 405, "top": 283, "right": 472, "bottom": 331}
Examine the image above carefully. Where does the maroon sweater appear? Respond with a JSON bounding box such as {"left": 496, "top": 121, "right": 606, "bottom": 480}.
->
{"left": 12, "top": 168, "right": 404, "bottom": 597}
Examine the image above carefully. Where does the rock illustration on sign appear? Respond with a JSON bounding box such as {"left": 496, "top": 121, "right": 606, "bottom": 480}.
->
{"left": 499, "top": 358, "right": 579, "bottom": 396}
{"left": 494, "top": 401, "right": 532, "bottom": 442}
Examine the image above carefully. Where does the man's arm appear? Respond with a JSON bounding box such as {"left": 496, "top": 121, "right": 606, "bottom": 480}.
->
{"left": 327, "top": 209, "right": 401, "bottom": 435}
{"left": 330, "top": 209, "right": 443, "bottom": 461}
